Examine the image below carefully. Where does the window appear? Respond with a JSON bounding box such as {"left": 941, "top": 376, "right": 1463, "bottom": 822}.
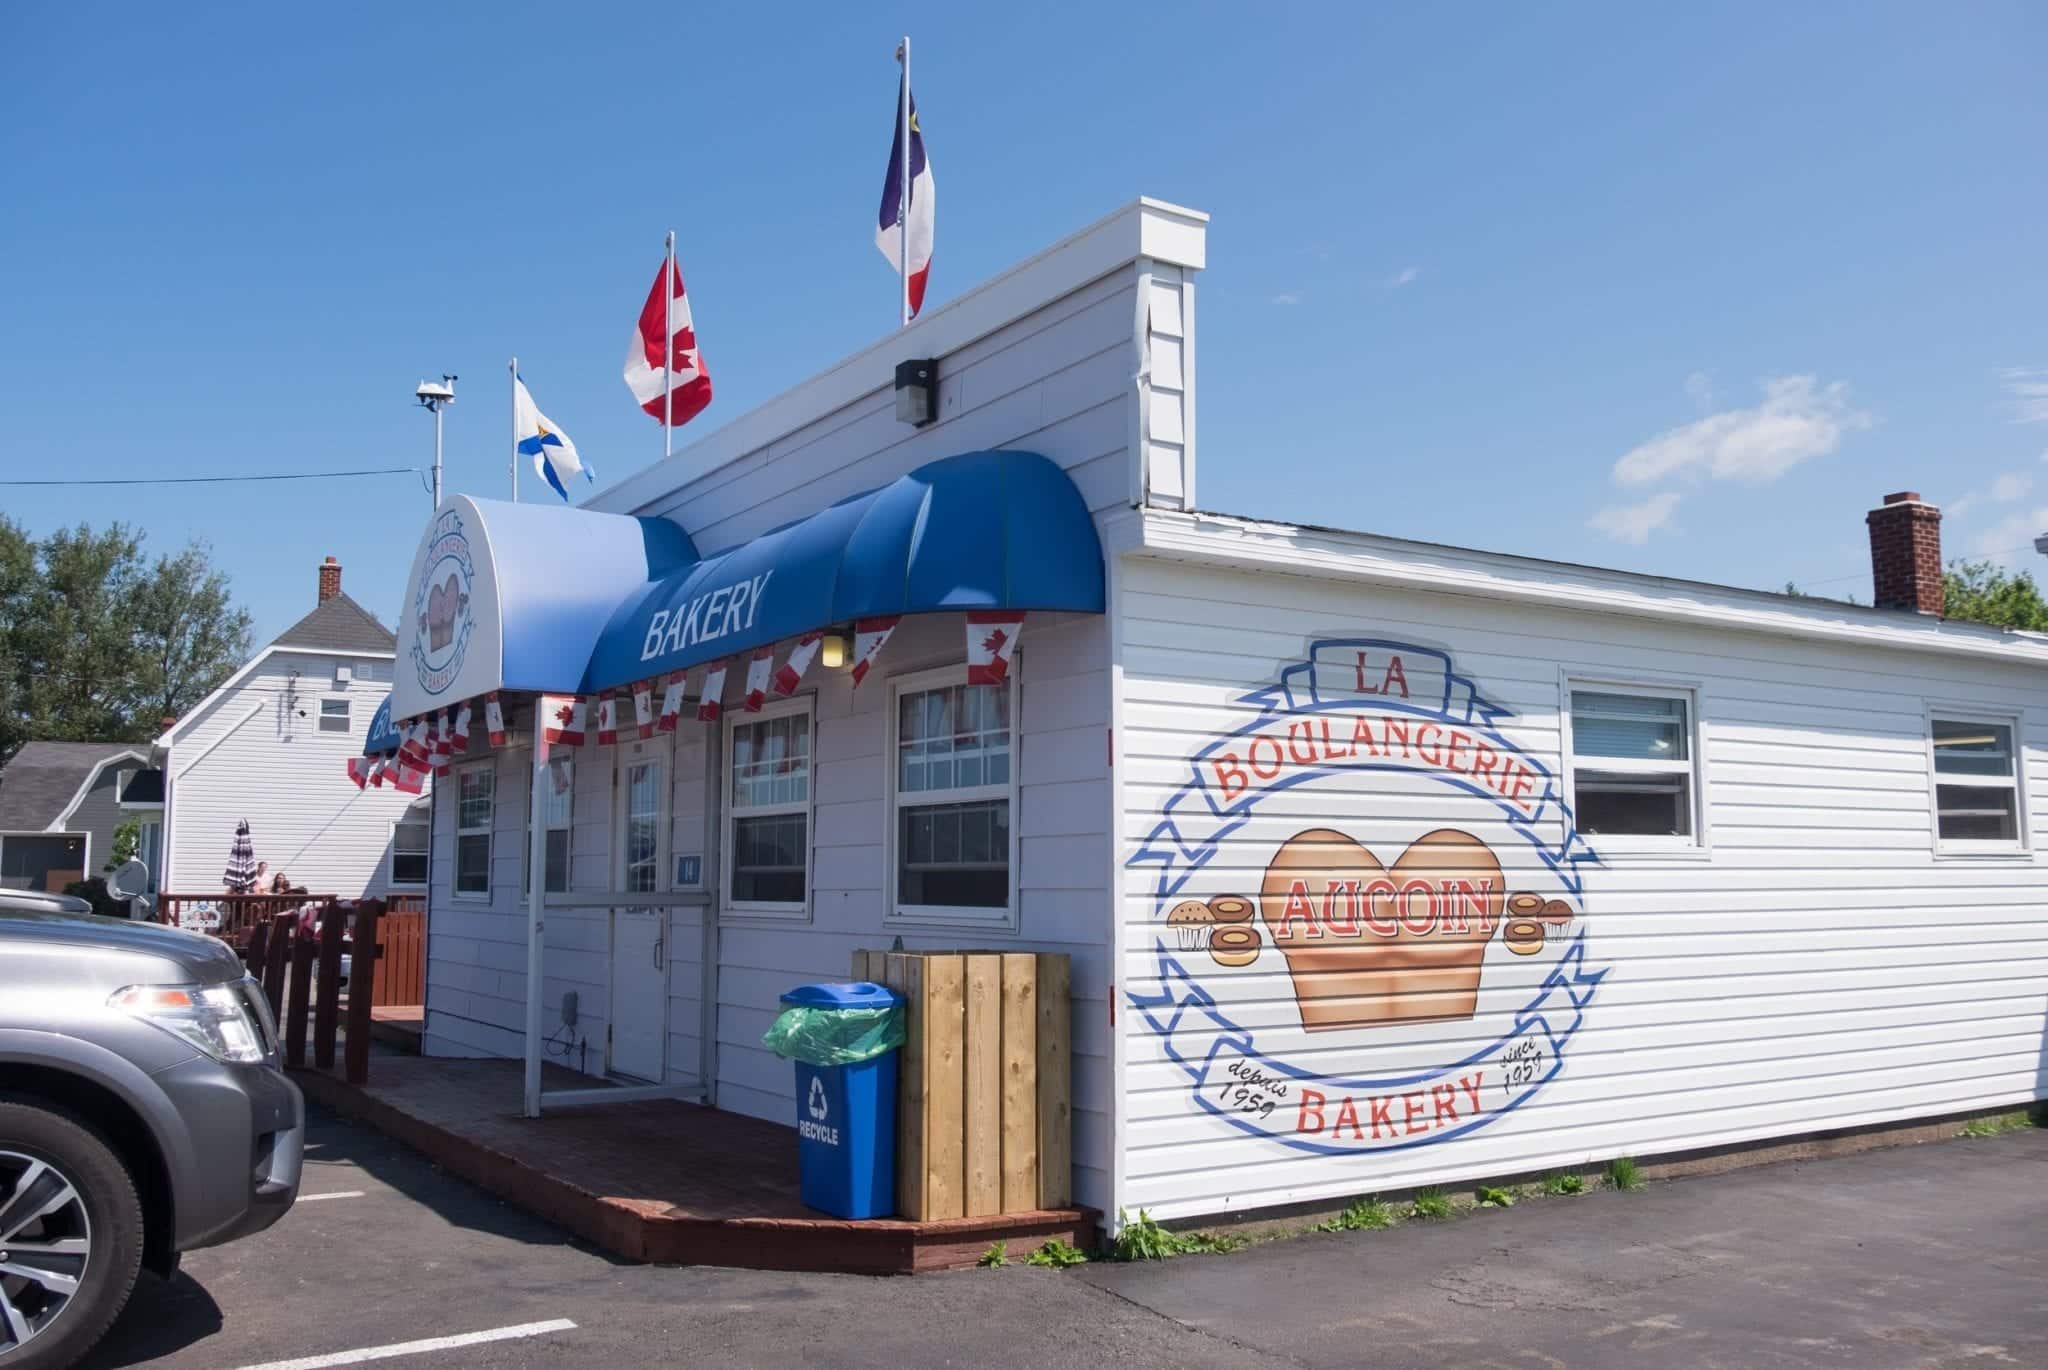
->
{"left": 724, "top": 700, "right": 811, "bottom": 914}
{"left": 454, "top": 763, "right": 494, "bottom": 896}
{"left": 391, "top": 815, "right": 428, "bottom": 887}
{"left": 527, "top": 754, "right": 573, "bottom": 894}
{"left": 890, "top": 667, "right": 1016, "bottom": 925}
{"left": 621, "top": 757, "right": 663, "bottom": 893}
{"left": 1930, "top": 714, "right": 2025, "bottom": 849}
{"left": 1567, "top": 686, "right": 1700, "bottom": 843}
{"left": 319, "top": 699, "right": 351, "bottom": 733}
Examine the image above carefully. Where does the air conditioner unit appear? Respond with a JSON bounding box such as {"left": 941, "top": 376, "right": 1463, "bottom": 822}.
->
{"left": 334, "top": 664, "right": 353, "bottom": 688}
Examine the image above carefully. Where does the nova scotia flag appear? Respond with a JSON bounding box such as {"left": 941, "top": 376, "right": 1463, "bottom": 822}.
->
{"left": 514, "top": 373, "right": 592, "bottom": 501}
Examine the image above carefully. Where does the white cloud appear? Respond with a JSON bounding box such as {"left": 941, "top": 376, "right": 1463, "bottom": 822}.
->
{"left": 1992, "top": 471, "right": 2033, "bottom": 502}
{"left": 1272, "top": 292, "right": 1301, "bottom": 306}
{"left": 1971, "top": 504, "right": 2048, "bottom": 563}
{"left": 1588, "top": 492, "right": 1682, "bottom": 545}
{"left": 1387, "top": 266, "right": 1419, "bottom": 289}
{"left": 1612, "top": 375, "right": 1871, "bottom": 486}
{"left": 2003, "top": 368, "right": 2048, "bottom": 424}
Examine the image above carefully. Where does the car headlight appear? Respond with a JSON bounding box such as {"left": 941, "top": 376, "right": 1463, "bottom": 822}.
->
{"left": 110, "top": 982, "right": 269, "bottom": 1064}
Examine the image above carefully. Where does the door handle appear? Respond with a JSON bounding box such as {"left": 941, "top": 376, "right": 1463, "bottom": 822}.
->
{"left": 653, "top": 935, "right": 664, "bottom": 971}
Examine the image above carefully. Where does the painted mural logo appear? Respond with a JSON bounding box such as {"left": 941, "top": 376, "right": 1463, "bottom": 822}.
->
{"left": 1126, "top": 637, "right": 1608, "bottom": 1156}
{"left": 410, "top": 509, "right": 475, "bottom": 698}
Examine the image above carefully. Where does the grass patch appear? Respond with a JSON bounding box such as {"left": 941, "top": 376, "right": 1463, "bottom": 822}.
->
{"left": 1474, "top": 1185, "right": 1516, "bottom": 1209}
{"left": 1025, "top": 1238, "right": 1088, "bottom": 1268}
{"left": 1409, "top": 1186, "right": 1453, "bottom": 1221}
{"left": 1960, "top": 1111, "right": 2034, "bottom": 1138}
{"left": 1543, "top": 1171, "right": 1586, "bottom": 1196}
{"left": 977, "top": 1241, "right": 1007, "bottom": 1268}
{"left": 1312, "top": 1196, "right": 1399, "bottom": 1233}
{"left": 1110, "top": 1208, "right": 1244, "bottom": 1261}
{"left": 1606, "top": 1155, "right": 1644, "bottom": 1191}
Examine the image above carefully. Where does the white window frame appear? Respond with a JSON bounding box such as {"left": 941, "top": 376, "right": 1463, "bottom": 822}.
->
{"left": 1924, "top": 704, "right": 2031, "bottom": 857}
{"left": 318, "top": 698, "right": 351, "bottom": 733}
{"left": 389, "top": 814, "right": 429, "bottom": 889}
{"left": 524, "top": 752, "right": 575, "bottom": 895}
{"left": 885, "top": 660, "right": 1021, "bottom": 931}
{"left": 721, "top": 694, "right": 814, "bottom": 921}
{"left": 451, "top": 760, "right": 494, "bottom": 900}
{"left": 614, "top": 741, "right": 670, "bottom": 895}
{"left": 1559, "top": 676, "right": 1709, "bottom": 856}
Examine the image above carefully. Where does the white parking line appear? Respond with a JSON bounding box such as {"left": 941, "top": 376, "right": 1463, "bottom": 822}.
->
{"left": 295, "top": 1191, "right": 367, "bottom": 1203}
{"left": 227, "top": 1319, "right": 577, "bottom": 1370}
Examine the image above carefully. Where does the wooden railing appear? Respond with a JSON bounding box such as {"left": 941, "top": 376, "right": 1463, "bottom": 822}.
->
{"left": 158, "top": 893, "right": 339, "bottom": 945}
{"left": 242, "top": 899, "right": 386, "bottom": 1085}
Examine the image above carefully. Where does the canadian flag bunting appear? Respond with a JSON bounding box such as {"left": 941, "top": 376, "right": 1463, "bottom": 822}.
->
{"left": 451, "top": 701, "right": 472, "bottom": 754}
{"left": 697, "top": 660, "right": 729, "bottom": 722}
{"left": 743, "top": 647, "right": 775, "bottom": 713}
{"left": 542, "top": 695, "right": 587, "bottom": 747}
{"left": 658, "top": 672, "right": 686, "bottom": 732}
{"left": 484, "top": 693, "right": 507, "bottom": 746}
{"left": 774, "top": 631, "right": 823, "bottom": 697}
{"left": 634, "top": 680, "right": 657, "bottom": 738}
{"left": 595, "top": 694, "right": 620, "bottom": 746}
{"left": 966, "top": 610, "right": 1025, "bottom": 685}
{"left": 346, "top": 755, "right": 374, "bottom": 789}
{"left": 849, "top": 615, "right": 901, "bottom": 688}
{"left": 399, "top": 719, "right": 431, "bottom": 770}
{"left": 368, "top": 756, "right": 391, "bottom": 789}
{"left": 431, "top": 710, "right": 454, "bottom": 768}
{"left": 391, "top": 764, "right": 426, "bottom": 796}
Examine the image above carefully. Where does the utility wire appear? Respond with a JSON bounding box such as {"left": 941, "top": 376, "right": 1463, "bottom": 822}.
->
{"left": 1792, "top": 540, "right": 2044, "bottom": 589}
{"left": 4, "top": 467, "right": 418, "bottom": 487}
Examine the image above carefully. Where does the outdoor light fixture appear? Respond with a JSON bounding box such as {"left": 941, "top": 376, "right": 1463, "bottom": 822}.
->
{"left": 895, "top": 358, "right": 937, "bottom": 427}
{"left": 820, "top": 629, "right": 851, "bottom": 669}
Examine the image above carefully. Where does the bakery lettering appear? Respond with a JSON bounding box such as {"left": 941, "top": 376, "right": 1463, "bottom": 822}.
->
{"left": 1126, "top": 635, "right": 1608, "bottom": 1157}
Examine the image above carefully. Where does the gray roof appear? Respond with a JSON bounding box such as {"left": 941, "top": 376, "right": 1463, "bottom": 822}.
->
{"left": 271, "top": 592, "right": 397, "bottom": 655}
{"left": 0, "top": 741, "right": 149, "bottom": 830}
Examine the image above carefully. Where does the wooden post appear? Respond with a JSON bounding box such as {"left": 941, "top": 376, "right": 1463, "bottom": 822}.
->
{"left": 261, "top": 912, "right": 292, "bottom": 1018}
{"left": 998, "top": 953, "right": 1039, "bottom": 1213}
{"left": 1035, "top": 953, "right": 1072, "bottom": 1209}
{"left": 243, "top": 919, "right": 270, "bottom": 977}
{"left": 313, "top": 901, "right": 348, "bottom": 1069}
{"left": 344, "top": 899, "right": 384, "bottom": 1086}
{"left": 922, "top": 953, "right": 966, "bottom": 1220}
{"left": 963, "top": 954, "right": 1002, "bottom": 1217}
{"left": 284, "top": 921, "right": 315, "bottom": 1068}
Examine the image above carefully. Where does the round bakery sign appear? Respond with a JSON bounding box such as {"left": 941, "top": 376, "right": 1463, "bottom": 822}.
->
{"left": 410, "top": 509, "right": 475, "bottom": 698}
{"left": 1127, "top": 635, "right": 1608, "bottom": 1156}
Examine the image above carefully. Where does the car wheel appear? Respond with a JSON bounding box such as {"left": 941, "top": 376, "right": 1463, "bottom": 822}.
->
{"left": 0, "top": 1102, "right": 144, "bottom": 1370}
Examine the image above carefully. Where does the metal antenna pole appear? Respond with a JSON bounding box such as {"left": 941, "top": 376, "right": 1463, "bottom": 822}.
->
{"left": 509, "top": 357, "right": 519, "bottom": 502}
{"left": 898, "top": 36, "right": 912, "bottom": 328}
{"left": 664, "top": 230, "right": 676, "bottom": 461}
{"left": 432, "top": 402, "right": 443, "bottom": 508}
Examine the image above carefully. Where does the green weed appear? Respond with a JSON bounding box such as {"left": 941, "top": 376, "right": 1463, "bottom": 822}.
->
{"left": 1024, "top": 1238, "right": 1088, "bottom": 1268}
{"left": 1474, "top": 1185, "right": 1515, "bottom": 1209}
{"left": 1110, "top": 1208, "right": 1243, "bottom": 1260}
{"left": 1543, "top": 1171, "right": 1586, "bottom": 1196}
{"left": 1409, "top": 1186, "right": 1453, "bottom": 1220}
{"left": 977, "top": 1241, "right": 1007, "bottom": 1268}
{"left": 1960, "top": 1111, "right": 2032, "bottom": 1138}
{"left": 1312, "top": 1196, "right": 1398, "bottom": 1233}
{"left": 1606, "top": 1155, "right": 1644, "bottom": 1191}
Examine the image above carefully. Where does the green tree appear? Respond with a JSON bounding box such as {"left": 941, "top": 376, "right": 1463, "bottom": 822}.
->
{"left": 129, "top": 542, "right": 253, "bottom": 730}
{"left": 1941, "top": 560, "right": 2048, "bottom": 631}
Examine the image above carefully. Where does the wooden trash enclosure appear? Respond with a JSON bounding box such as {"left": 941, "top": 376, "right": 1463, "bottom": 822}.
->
{"left": 370, "top": 909, "right": 425, "bottom": 1006}
{"left": 852, "top": 949, "right": 1072, "bottom": 1221}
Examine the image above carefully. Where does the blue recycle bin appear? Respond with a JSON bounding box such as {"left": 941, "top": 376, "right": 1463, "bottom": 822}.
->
{"left": 776, "top": 981, "right": 902, "bottom": 1219}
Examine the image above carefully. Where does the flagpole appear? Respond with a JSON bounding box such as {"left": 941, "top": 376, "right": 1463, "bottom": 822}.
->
{"left": 664, "top": 230, "right": 675, "bottom": 460}
{"left": 508, "top": 357, "right": 519, "bottom": 502}
{"left": 897, "top": 36, "right": 912, "bottom": 328}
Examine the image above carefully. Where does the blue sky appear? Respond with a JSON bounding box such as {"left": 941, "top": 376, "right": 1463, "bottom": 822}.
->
{"left": 4, "top": 3, "right": 2044, "bottom": 644}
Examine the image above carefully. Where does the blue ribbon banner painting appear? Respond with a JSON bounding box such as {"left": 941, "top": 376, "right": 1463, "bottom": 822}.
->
{"left": 1126, "top": 636, "right": 1610, "bottom": 1156}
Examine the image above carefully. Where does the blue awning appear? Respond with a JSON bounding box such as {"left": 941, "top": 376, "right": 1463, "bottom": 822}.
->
{"left": 363, "top": 694, "right": 401, "bottom": 757}
{"left": 582, "top": 450, "right": 1104, "bottom": 693}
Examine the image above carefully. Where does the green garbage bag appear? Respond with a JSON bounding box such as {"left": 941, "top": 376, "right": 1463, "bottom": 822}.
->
{"left": 761, "top": 1003, "right": 905, "bottom": 1066}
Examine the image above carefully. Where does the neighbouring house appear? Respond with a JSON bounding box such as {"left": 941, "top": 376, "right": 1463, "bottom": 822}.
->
{"left": 155, "top": 555, "right": 430, "bottom": 900}
{"left": 374, "top": 198, "right": 2048, "bottom": 1231}
{"left": 0, "top": 741, "right": 154, "bottom": 892}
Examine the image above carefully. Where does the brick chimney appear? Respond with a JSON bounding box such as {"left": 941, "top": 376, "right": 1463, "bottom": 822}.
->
{"left": 1867, "top": 492, "right": 1943, "bottom": 615}
{"left": 318, "top": 555, "right": 342, "bottom": 604}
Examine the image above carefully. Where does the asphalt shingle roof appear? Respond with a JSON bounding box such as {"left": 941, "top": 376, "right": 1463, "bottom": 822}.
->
{"left": 271, "top": 592, "right": 397, "bottom": 655}
{"left": 0, "top": 741, "right": 149, "bottom": 830}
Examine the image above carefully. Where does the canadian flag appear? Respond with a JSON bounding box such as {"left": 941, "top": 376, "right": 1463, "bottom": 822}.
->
{"left": 484, "top": 693, "right": 507, "bottom": 746}
{"left": 743, "top": 647, "right": 775, "bottom": 713}
{"left": 451, "top": 701, "right": 472, "bottom": 753}
{"left": 633, "top": 680, "right": 657, "bottom": 738}
{"left": 399, "top": 719, "right": 432, "bottom": 770}
{"left": 391, "top": 764, "right": 426, "bottom": 796}
{"left": 623, "top": 246, "right": 713, "bottom": 430}
{"left": 543, "top": 695, "right": 587, "bottom": 747}
{"left": 850, "top": 615, "right": 900, "bottom": 688}
{"left": 595, "top": 694, "right": 620, "bottom": 746}
{"left": 432, "top": 710, "right": 454, "bottom": 767}
{"left": 368, "top": 756, "right": 391, "bottom": 789}
{"left": 697, "top": 659, "right": 729, "bottom": 722}
{"left": 773, "top": 632, "right": 823, "bottom": 697}
{"left": 658, "top": 672, "right": 686, "bottom": 732}
{"left": 966, "top": 611, "right": 1025, "bottom": 685}
{"left": 346, "top": 755, "right": 375, "bottom": 789}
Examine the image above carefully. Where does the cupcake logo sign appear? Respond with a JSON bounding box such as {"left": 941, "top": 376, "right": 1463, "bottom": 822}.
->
{"left": 1127, "top": 637, "right": 1609, "bottom": 1156}
{"left": 410, "top": 509, "right": 475, "bottom": 699}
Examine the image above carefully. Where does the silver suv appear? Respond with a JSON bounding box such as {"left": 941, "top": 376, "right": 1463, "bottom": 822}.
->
{"left": 0, "top": 889, "right": 304, "bottom": 1369}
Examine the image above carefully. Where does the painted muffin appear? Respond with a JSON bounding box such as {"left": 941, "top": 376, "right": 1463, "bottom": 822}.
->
{"left": 1540, "top": 898, "right": 1575, "bottom": 924}
{"left": 1209, "top": 924, "right": 1262, "bottom": 967}
{"left": 1167, "top": 899, "right": 1217, "bottom": 949}
{"left": 1207, "top": 894, "right": 1255, "bottom": 925}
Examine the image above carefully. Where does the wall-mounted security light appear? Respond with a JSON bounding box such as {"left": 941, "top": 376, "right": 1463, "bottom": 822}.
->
{"left": 820, "top": 629, "right": 851, "bottom": 669}
{"left": 895, "top": 358, "right": 937, "bottom": 427}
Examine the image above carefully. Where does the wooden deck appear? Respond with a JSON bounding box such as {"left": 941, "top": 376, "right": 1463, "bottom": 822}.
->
{"left": 292, "top": 1056, "right": 1097, "bottom": 1274}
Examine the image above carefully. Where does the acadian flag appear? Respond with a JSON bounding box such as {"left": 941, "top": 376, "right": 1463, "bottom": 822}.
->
{"left": 875, "top": 56, "right": 935, "bottom": 319}
{"left": 514, "top": 373, "right": 593, "bottom": 502}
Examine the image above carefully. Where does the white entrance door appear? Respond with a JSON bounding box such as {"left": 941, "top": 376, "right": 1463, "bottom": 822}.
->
{"left": 609, "top": 907, "right": 667, "bottom": 1082}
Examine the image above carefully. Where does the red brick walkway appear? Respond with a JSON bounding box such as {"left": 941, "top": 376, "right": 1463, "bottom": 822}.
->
{"left": 294, "top": 1056, "right": 1095, "bottom": 1273}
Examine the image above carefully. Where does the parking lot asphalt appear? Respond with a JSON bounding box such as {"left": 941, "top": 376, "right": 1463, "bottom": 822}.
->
{"left": 84, "top": 1104, "right": 2047, "bottom": 1370}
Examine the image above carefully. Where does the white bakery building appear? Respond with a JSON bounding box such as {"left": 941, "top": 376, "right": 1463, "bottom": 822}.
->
{"left": 382, "top": 198, "right": 2048, "bottom": 1226}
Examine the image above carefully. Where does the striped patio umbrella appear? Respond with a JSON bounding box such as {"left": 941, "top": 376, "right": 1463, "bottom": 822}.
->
{"left": 223, "top": 819, "right": 258, "bottom": 893}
